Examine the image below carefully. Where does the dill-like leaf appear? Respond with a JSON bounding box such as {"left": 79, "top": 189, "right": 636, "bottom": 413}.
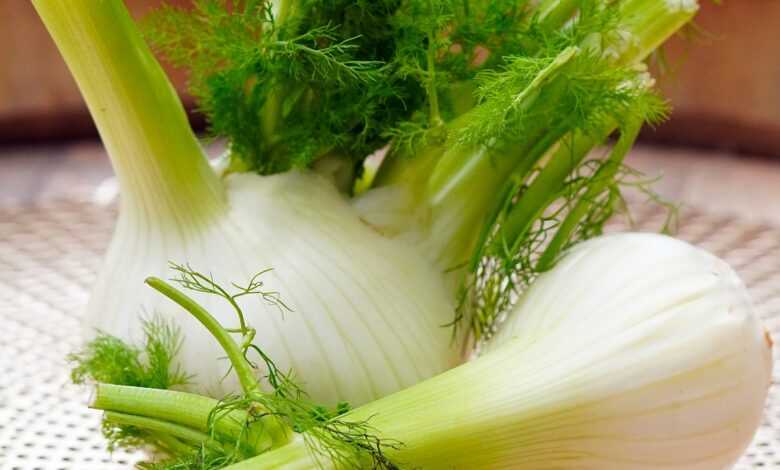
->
{"left": 69, "top": 317, "right": 189, "bottom": 389}
{"left": 144, "top": 0, "right": 417, "bottom": 174}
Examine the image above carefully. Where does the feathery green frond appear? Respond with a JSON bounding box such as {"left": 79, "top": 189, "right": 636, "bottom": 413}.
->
{"left": 70, "top": 317, "right": 189, "bottom": 390}
{"left": 144, "top": 0, "right": 417, "bottom": 174}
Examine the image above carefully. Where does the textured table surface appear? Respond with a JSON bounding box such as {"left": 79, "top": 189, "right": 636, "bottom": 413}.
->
{"left": 1, "top": 142, "right": 779, "bottom": 469}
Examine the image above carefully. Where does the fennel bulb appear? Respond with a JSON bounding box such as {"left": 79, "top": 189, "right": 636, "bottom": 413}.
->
{"left": 235, "top": 233, "right": 772, "bottom": 469}
{"left": 91, "top": 170, "right": 459, "bottom": 404}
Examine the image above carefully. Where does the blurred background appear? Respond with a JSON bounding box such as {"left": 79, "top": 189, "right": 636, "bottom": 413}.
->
{"left": 0, "top": 2, "right": 779, "bottom": 469}
{"left": 1, "top": 1, "right": 779, "bottom": 152}
{"left": 0, "top": 0, "right": 779, "bottom": 219}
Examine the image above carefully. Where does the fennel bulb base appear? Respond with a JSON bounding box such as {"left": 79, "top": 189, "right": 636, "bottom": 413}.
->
{"left": 85, "top": 171, "right": 460, "bottom": 406}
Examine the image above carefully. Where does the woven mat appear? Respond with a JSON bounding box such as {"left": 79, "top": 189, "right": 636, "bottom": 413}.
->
{"left": 1, "top": 198, "right": 778, "bottom": 469}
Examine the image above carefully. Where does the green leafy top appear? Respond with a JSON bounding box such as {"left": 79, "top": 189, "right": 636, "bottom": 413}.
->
{"left": 446, "top": 1, "right": 681, "bottom": 340}
{"left": 145, "top": 0, "right": 417, "bottom": 175}
{"left": 142, "top": 0, "right": 563, "bottom": 174}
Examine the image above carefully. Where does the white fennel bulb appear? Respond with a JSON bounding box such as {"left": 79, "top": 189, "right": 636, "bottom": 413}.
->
{"left": 89, "top": 170, "right": 459, "bottom": 405}
{"left": 481, "top": 232, "right": 773, "bottom": 469}
{"left": 241, "top": 232, "right": 773, "bottom": 469}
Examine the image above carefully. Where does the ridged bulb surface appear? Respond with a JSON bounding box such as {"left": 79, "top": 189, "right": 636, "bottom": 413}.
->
{"left": 479, "top": 233, "right": 773, "bottom": 469}
{"left": 87, "top": 171, "right": 459, "bottom": 405}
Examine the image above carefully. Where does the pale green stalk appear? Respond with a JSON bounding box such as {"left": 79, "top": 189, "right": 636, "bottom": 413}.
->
{"left": 426, "top": 31, "right": 443, "bottom": 127}
{"left": 104, "top": 411, "right": 229, "bottom": 453}
{"left": 32, "top": 0, "right": 224, "bottom": 234}
{"left": 226, "top": 438, "right": 314, "bottom": 470}
{"left": 618, "top": 0, "right": 700, "bottom": 65}
{"left": 145, "top": 277, "right": 259, "bottom": 395}
{"left": 534, "top": 119, "right": 642, "bottom": 271}
{"left": 536, "top": 0, "right": 579, "bottom": 28}
{"left": 225, "top": 438, "right": 314, "bottom": 469}
{"left": 91, "top": 383, "right": 284, "bottom": 455}
{"left": 493, "top": 0, "right": 696, "bottom": 252}
{"left": 223, "top": 342, "right": 556, "bottom": 469}
{"left": 92, "top": 384, "right": 237, "bottom": 436}
{"left": 261, "top": 0, "right": 301, "bottom": 151}
{"left": 154, "top": 432, "right": 200, "bottom": 456}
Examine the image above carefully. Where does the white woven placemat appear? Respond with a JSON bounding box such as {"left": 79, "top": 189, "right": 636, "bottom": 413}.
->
{"left": 1, "top": 198, "right": 778, "bottom": 469}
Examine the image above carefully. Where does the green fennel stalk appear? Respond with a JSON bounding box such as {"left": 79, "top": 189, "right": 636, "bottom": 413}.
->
{"left": 32, "top": 0, "right": 224, "bottom": 233}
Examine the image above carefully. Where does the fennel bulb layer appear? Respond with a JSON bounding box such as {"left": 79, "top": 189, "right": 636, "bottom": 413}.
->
{"left": 479, "top": 233, "right": 772, "bottom": 468}
{"left": 243, "top": 233, "right": 772, "bottom": 469}
{"left": 88, "top": 170, "right": 459, "bottom": 405}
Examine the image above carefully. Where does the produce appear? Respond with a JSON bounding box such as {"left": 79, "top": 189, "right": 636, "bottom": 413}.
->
{"left": 35, "top": 0, "right": 695, "bottom": 405}
{"left": 36, "top": 0, "right": 774, "bottom": 468}
{"left": 80, "top": 234, "right": 773, "bottom": 469}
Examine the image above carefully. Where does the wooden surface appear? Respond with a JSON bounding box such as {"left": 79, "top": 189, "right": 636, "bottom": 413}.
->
{"left": 651, "top": 0, "right": 780, "bottom": 156}
{"left": 0, "top": 0, "right": 191, "bottom": 142}
{"left": 1, "top": 141, "right": 779, "bottom": 227}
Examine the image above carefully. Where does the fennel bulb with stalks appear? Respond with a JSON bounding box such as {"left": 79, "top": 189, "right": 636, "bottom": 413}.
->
{"left": 33, "top": 1, "right": 459, "bottom": 405}
{"left": 36, "top": 0, "right": 703, "bottom": 407}
{"left": 233, "top": 233, "right": 772, "bottom": 469}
